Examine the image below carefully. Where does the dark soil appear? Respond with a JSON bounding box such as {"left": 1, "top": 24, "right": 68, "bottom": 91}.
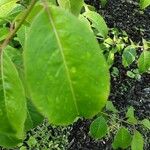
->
{"left": 68, "top": 119, "right": 113, "bottom": 150}
{"left": 85, "top": 0, "right": 150, "bottom": 42}
{"left": 68, "top": 0, "right": 150, "bottom": 150}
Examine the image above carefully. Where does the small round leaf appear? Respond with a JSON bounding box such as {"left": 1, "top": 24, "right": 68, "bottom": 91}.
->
{"left": 90, "top": 116, "right": 108, "bottom": 139}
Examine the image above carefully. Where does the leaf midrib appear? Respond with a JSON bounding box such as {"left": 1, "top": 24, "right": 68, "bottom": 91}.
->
{"left": 43, "top": 6, "right": 79, "bottom": 115}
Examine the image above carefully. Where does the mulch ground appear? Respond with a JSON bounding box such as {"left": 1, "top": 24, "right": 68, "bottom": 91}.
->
{"left": 86, "top": 0, "right": 150, "bottom": 42}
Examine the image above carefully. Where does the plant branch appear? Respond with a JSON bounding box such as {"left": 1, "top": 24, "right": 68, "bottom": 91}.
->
{"left": 101, "top": 112, "right": 137, "bottom": 126}
{"left": 0, "top": 0, "right": 37, "bottom": 55}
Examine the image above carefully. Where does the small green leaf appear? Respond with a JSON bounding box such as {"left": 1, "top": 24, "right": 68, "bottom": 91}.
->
{"left": 107, "top": 51, "right": 115, "bottom": 68}
{"left": 111, "top": 67, "right": 119, "bottom": 77}
{"left": 70, "top": 0, "right": 84, "bottom": 16}
{"left": 104, "top": 37, "right": 114, "bottom": 45}
{"left": 142, "top": 39, "right": 150, "bottom": 50}
{"left": 0, "top": 0, "right": 20, "bottom": 19}
{"left": 20, "top": 146, "right": 27, "bottom": 150}
{"left": 16, "top": 25, "right": 28, "bottom": 47}
{"left": 131, "top": 131, "right": 144, "bottom": 150}
{"left": 122, "top": 46, "right": 136, "bottom": 67}
{"left": 112, "top": 127, "right": 132, "bottom": 149}
{"left": 140, "top": 0, "right": 150, "bottom": 9}
{"left": 106, "top": 101, "right": 118, "bottom": 113}
{"left": 126, "top": 106, "right": 135, "bottom": 118}
{"left": 90, "top": 116, "right": 108, "bottom": 139}
{"left": 99, "top": 0, "right": 107, "bottom": 7}
{"left": 84, "top": 11, "right": 108, "bottom": 38}
{"left": 127, "top": 71, "right": 135, "bottom": 79}
{"left": 138, "top": 51, "right": 150, "bottom": 73}
{"left": 27, "top": 137, "right": 37, "bottom": 147}
{"left": 141, "top": 119, "right": 150, "bottom": 130}
{"left": 79, "top": 15, "right": 92, "bottom": 31}
{"left": 58, "top": 0, "right": 84, "bottom": 16}
{"left": 126, "top": 106, "right": 137, "bottom": 124}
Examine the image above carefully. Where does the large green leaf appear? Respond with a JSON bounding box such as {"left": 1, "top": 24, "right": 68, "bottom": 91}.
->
{"left": 0, "top": 50, "right": 26, "bottom": 147}
{"left": 112, "top": 127, "right": 132, "bottom": 149}
{"left": 131, "top": 131, "right": 144, "bottom": 150}
{"left": 4, "top": 45, "right": 43, "bottom": 132}
{"left": 138, "top": 51, "right": 150, "bottom": 73}
{"left": 90, "top": 116, "right": 108, "bottom": 139}
{"left": 4, "top": 45, "right": 44, "bottom": 132}
{"left": 24, "top": 6, "right": 110, "bottom": 125}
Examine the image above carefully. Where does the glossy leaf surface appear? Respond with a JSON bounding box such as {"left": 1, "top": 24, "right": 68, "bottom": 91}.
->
{"left": 24, "top": 6, "right": 110, "bottom": 125}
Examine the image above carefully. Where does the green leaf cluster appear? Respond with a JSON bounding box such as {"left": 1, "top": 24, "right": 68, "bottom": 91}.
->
{"left": 90, "top": 102, "right": 149, "bottom": 150}
{"left": 0, "top": 1, "right": 110, "bottom": 147}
